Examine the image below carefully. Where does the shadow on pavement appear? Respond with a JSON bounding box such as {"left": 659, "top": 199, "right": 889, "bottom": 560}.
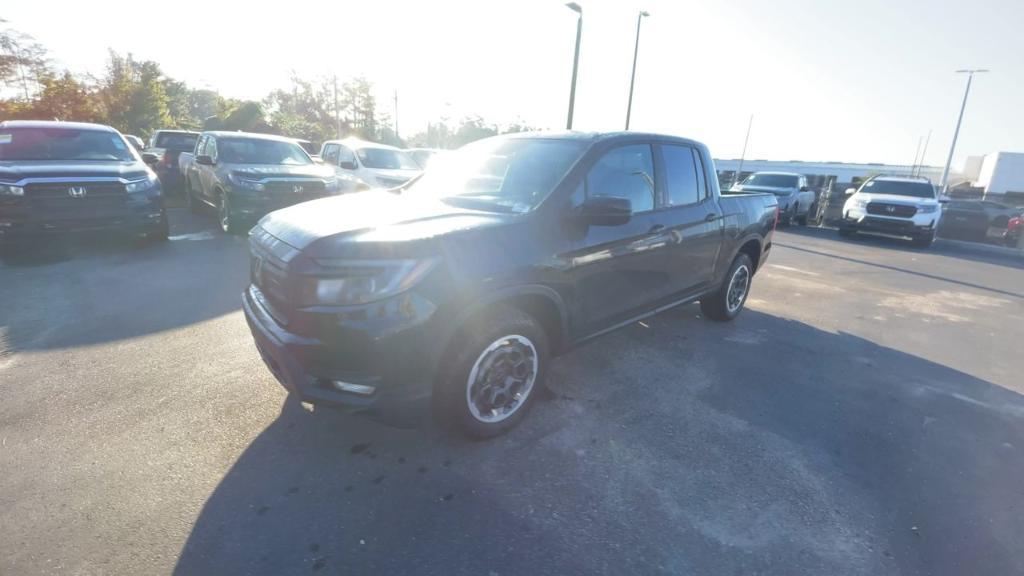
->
{"left": 174, "top": 309, "right": 1024, "bottom": 576}
{"left": 0, "top": 208, "right": 246, "bottom": 352}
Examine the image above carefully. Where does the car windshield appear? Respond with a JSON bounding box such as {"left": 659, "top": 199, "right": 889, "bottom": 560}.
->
{"left": 356, "top": 147, "right": 419, "bottom": 170}
{"left": 0, "top": 127, "right": 135, "bottom": 162}
{"left": 154, "top": 132, "right": 198, "bottom": 150}
{"left": 406, "top": 137, "right": 584, "bottom": 213}
{"left": 742, "top": 173, "right": 799, "bottom": 188}
{"left": 863, "top": 179, "right": 935, "bottom": 198}
{"left": 218, "top": 138, "right": 312, "bottom": 165}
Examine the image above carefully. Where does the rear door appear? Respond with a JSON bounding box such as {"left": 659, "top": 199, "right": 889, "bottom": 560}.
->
{"left": 198, "top": 136, "right": 219, "bottom": 202}
{"left": 941, "top": 201, "right": 985, "bottom": 240}
{"left": 652, "top": 143, "right": 722, "bottom": 294}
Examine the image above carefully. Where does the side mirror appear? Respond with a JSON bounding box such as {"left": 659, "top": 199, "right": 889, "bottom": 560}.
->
{"left": 579, "top": 196, "right": 632, "bottom": 226}
{"left": 339, "top": 160, "right": 357, "bottom": 170}
{"left": 799, "top": 186, "right": 810, "bottom": 192}
{"left": 844, "top": 187, "right": 857, "bottom": 196}
{"left": 195, "top": 154, "right": 214, "bottom": 166}
{"left": 141, "top": 152, "right": 159, "bottom": 165}
{"left": 938, "top": 196, "right": 950, "bottom": 204}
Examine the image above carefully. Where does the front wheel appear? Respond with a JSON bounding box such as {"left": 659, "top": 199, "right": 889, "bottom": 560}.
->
{"left": 911, "top": 231, "right": 935, "bottom": 248}
{"left": 700, "top": 253, "right": 754, "bottom": 322}
{"left": 219, "top": 192, "right": 243, "bottom": 235}
{"left": 437, "top": 306, "right": 549, "bottom": 438}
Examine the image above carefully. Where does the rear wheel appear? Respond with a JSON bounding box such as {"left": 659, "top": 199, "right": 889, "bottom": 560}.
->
{"left": 437, "top": 305, "right": 549, "bottom": 438}
{"left": 700, "top": 253, "right": 753, "bottom": 322}
{"left": 218, "top": 192, "right": 243, "bottom": 235}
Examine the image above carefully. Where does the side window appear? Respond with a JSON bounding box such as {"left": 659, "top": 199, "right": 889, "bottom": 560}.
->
{"left": 585, "top": 144, "right": 654, "bottom": 213}
{"left": 206, "top": 137, "right": 218, "bottom": 162}
{"left": 195, "top": 135, "right": 207, "bottom": 156}
{"left": 661, "top": 145, "right": 701, "bottom": 207}
{"left": 337, "top": 146, "right": 356, "bottom": 167}
{"left": 323, "top": 144, "right": 340, "bottom": 164}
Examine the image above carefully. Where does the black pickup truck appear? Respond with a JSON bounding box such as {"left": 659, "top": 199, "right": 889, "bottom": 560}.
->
{"left": 0, "top": 120, "right": 168, "bottom": 246}
{"left": 243, "top": 132, "right": 779, "bottom": 437}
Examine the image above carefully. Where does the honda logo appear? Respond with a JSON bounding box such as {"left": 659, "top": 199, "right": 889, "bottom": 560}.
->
{"left": 293, "top": 184, "right": 304, "bottom": 194}
{"left": 68, "top": 186, "right": 87, "bottom": 198}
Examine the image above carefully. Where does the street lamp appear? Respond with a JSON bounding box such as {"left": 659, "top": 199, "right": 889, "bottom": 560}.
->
{"left": 939, "top": 69, "right": 988, "bottom": 196}
{"left": 565, "top": 2, "right": 583, "bottom": 130}
{"left": 625, "top": 10, "right": 650, "bottom": 130}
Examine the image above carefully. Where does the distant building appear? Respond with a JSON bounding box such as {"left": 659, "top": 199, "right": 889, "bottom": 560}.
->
{"left": 711, "top": 158, "right": 946, "bottom": 191}
{"left": 963, "top": 152, "right": 1024, "bottom": 196}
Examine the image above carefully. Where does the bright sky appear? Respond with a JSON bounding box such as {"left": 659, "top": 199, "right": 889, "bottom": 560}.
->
{"left": 4, "top": 0, "right": 1022, "bottom": 167}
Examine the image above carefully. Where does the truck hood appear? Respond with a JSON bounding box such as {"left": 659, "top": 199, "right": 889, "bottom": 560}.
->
{"left": 0, "top": 160, "right": 149, "bottom": 181}
{"left": 732, "top": 184, "right": 796, "bottom": 195}
{"left": 258, "top": 191, "right": 514, "bottom": 256}
{"left": 853, "top": 193, "right": 939, "bottom": 206}
{"left": 227, "top": 163, "right": 335, "bottom": 179}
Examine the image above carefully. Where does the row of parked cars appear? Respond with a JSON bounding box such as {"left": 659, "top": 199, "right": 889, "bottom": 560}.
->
{"left": 0, "top": 119, "right": 782, "bottom": 437}
{"left": 730, "top": 169, "right": 1022, "bottom": 248}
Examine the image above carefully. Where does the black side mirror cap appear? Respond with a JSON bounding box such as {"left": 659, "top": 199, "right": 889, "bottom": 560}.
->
{"left": 579, "top": 196, "right": 632, "bottom": 226}
{"left": 799, "top": 186, "right": 810, "bottom": 192}
{"left": 141, "top": 152, "right": 159, "bottom": 165}
{"left": 195, "top": 154, "right": 214, "bottom": 166}
{"left": 339, "top": 161, "right": 357, "bottom": 170}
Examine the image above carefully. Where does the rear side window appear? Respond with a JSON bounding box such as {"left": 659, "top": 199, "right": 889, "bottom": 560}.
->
{"left": 585, "top": 144, "right": 654, "bottom": 213}
{"left": 154, "top": 132, "right": 198, "bottom": 150}
{"left": 661, "top": 145, "right": 702, "bottom": 207}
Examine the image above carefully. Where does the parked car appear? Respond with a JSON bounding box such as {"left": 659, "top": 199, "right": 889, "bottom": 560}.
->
{"left": 292, "top": 138, "right": 320, "bottom": 162}
{"left": 838, "top": 175, "right": 941, "bottom": 246}
{"left": 243, "top": 131, "right": 779, "bottom": 437}
{"left": 406, "top": 147, "right": 444, "bottom": 169}
{"left": 182, "top": 131, "right": 355, "bottom": 234}
{"left": 124, "top": 134, "right": 145, "bottom": 153}
{"left": 0, "top": 120, "right": 167, "bottom": 246}
{"left": 320, "top": 138, "right": 421, "bottom": 189}
{"left": 146, "top": 130, "right": 199, "bottom": 192}
{"left": 938, "top": 200, "right": 1024, "bottom": 245}
{"left": 730, "top": 171, "right": 814, "bottom": 225}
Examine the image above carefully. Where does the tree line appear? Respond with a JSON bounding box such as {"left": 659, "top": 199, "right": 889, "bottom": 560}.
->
{"left": 0, "top": 19, "right": 534, "bottom": 148}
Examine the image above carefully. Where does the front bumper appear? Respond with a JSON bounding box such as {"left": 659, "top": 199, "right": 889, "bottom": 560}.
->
{"left": 840, "top": 210, "right": 937, "bottom": 237}
{"left": 242, "top": 285, "right": 442, "bottom": 426}
{"left": 229, "top": 189, "right": 335, "bottom": 225}
{"left": 0, "top": 200, "right": 166, "bottom": 242}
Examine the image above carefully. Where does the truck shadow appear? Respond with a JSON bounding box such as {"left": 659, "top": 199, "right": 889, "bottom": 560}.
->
{"left": 0, "top": 208, "right": 246, "bottom": 353}
{"left": 173, "top": 308, "right": 1024, "bottom": 576}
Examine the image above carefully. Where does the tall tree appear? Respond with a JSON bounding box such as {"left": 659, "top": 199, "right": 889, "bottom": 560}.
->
{"left": 30, "top": 71, "right": 103, "bottom": 122}
{"left": 0, "top": 20, "right": 50, "bottom": 100}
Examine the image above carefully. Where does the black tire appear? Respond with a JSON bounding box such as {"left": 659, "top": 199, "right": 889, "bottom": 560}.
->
{"left": 218, "top": 191, "right": 242, "bottom": 235}
{"left": 911, "top": 231, "right": 935, "bottom": 248}
{"left": 147, "top": 215, "right": 170, "bottom": 242}
{"left": 436, "top": 305, "right": 549, "bottom": 439}
{"left": 838, "top": 227, "right": 856, "bottom": 238}
{"left": 186, "top": 177, "right": 201, "bottom": 213}
{"left": 700, "top": 253, "right": 754, "bottom": 322}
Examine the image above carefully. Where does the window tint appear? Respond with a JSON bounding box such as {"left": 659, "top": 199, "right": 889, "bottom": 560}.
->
{"left": 585, "top": 145, "right": 654, "bottom": 213}
{"left": 206, "top": 138, "right": 218, "bottom": 161}
{"left": 662, "top": 145, "right": 701, "bottom": 206}
{"left": 195, "top": 135, "right": 208, "bottom": 156}
{"left": 323, "top": 144, "right": 340, "bottom": 164}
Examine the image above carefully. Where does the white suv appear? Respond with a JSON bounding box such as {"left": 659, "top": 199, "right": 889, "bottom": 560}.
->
{"left": 319, "top": 138, "right": 422, "bottom": 190}
{"left": 839, "top": 176, "right": 942, "bottom": 247}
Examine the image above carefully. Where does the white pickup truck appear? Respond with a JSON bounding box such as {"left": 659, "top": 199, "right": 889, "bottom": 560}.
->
{"left": 838, "top": 176, "right": 942, "bottom": 247}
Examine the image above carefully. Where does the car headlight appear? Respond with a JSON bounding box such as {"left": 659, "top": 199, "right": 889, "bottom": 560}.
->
{"left": 918, "top": 204, "right": 938, "bottom": 214}
{"left": 125, "top": 173, "right": 160, "bottom": 194}
{"left": 324, "top": 177, "right": 340, "bottom": 193}
{"left": 0, "top": 183, "right": 24, "bottom": 196}
{"left": 852, "top": 198, "right": 869, "bottom": 209}
{"left": 298, "top": 259, "right": 436, "bottom": 306}
{"left": 228, "top": 173, "right": 265, "bottom": 191}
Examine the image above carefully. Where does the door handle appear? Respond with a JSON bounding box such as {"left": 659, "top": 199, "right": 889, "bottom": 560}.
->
{"left": 705, "top": 213, "right": 719, "bottom": 222}
{"left": 648, "top": 224, "right": 666, "bottom": 234}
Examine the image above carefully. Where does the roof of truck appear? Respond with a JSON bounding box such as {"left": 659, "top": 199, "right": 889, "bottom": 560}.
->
{"left": 0, "top": 120, "right": 118, "bottom": 132}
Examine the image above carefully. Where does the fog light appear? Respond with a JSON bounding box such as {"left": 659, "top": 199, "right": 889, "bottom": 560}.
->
{"left": 332, "top": 380, "right": 376, "bottom": 395}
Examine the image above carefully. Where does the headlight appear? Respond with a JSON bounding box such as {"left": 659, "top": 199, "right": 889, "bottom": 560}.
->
{"left": 853, "top": 198, "right": 869, "bottom": 209}
{"left": 324, "top": 177, "right": 340, "bottom": 193}
{"left": 228, "top": 173, "right": 265, "bottom": 191}
{"left": 0, "top": 183, "right": 24, "bottom": 196}
{"left": 918, "top": 204, "right": 938, "bottom": 214}
{"left": 298, "top": 259, "right": 435, "bottom": 306}
{"left": 125, "top": 173, "right": 159, "bottom": 194}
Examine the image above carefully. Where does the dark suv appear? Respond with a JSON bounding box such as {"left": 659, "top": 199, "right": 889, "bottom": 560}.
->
{"left": 0, "top": 121, "right": 168, "bottom": 246}
{"left": 244, "top": 132, "right": 778, "bottom": 437}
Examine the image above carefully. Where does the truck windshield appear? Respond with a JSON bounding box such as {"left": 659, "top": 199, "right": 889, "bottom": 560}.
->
{"left": 218, "top": 138, "right": 312, "bottom": 165}
{"left": 154, "top": 132, "right": 198, "bottom": 150}
{"left": 0, "top": 127, "right": 136, "bottom": 162}
{"left": 407, "top": 137, "right": 584, "bottom": 213}
{"left": 356, "top": 147, "right": 419, "bottom": 170}
{"left": 862, "top": 180, "right": 935, "bottom": 198}
{"left": 742, "top": 173, "right": 799, "bottom": 188}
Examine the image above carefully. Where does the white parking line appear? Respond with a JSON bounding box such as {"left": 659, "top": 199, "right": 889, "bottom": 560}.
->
{"left": 168, "top": 231, "right": 217, "bottom": 242}
{"left": 768, "top": 264, "right": 820, "bottom": 276}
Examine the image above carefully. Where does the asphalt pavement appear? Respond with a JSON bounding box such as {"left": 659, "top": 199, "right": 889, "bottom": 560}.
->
{"left": 1, "top": 210, "right": 1022, "bottom": 575}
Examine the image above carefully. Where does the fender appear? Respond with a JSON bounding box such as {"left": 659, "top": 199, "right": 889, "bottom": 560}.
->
{"left": 445, "top": 283, "right": 570, "bottom": 354}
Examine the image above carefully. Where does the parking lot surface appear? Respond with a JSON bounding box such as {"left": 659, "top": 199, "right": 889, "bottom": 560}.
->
{"left": 2, "top": 210, "right": 1023, "bottom": 575}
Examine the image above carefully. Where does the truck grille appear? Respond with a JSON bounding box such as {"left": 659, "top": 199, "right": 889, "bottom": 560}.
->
{"left": 263, "top": 180, "right": 326, "bottom": 195}
{"left": 250, "top": 227, "right": 297, "bottom": 325}
{"left": 24, "top": 181, "right": 129, "bottom": 218}
{"left": 867, "top": 202, "right": 916, "bottom": 217}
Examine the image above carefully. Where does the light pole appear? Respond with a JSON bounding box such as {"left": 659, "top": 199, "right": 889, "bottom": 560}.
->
{"left": 939, "top": 69, "right": 987, "bottom": 196}
{"left": 625, "top": 10, "right": 649, "bottom": 130}
{"left": 566, "top": 2, "right": 583, "bottom": 130}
